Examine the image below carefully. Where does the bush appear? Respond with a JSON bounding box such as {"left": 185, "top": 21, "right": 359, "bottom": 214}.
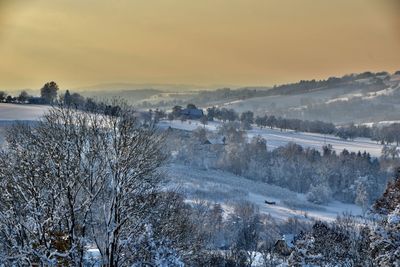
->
{"left": 306, "top": 184, "right": 332, "bottom": 204}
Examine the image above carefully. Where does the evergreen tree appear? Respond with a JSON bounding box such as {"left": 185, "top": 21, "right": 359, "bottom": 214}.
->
{"left": 64, "top": 90, "right": 72, "bottom": 106}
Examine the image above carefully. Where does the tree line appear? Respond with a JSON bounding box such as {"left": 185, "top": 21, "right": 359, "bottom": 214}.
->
{"left": 168, "top": 104, "right": 400, "bottom": 146}
{"left": 0, "top": 81, "right": 128, "bottom": 118}
{"left": 0, "top": 81, "right": 60, "bottom": 104}
{"left": 169, "top": 123, "right": 389, "bottom": 206}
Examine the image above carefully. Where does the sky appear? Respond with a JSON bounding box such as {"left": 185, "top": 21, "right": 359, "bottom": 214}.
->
{"left": 0, "top": 0, "right": 399, "bottom": 91}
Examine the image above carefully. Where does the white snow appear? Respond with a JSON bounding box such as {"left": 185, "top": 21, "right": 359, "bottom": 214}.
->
{"left": 361, "top": 120, "right": 400, "bottom": 127}
{"left": 363, "top": 86, "right": 397, "bottom": 100}
{"left": 159, "top": 119, "right": 219, "bottom": 131}
{"left": 388, "top": 214, "right": 400, "bottom": 225}
{"left": 83, "top": 247, "right": 101, "bottom": 266}
{"left": 388, "top": 206, "right": 400, "bottom": 225}
{"left": 159, "top": 120, "right": 384, "bottom": 157}
{"left": 0, "top": 103, "right": 49, "bottom": 120}
{"left": 163, "top": 164, "right": 362, "bottom": 223}
{"left": 325, "top": 97, "right": 350, "bottom": 104}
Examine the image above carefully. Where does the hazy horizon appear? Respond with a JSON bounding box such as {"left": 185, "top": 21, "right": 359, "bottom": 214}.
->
{"left": 3, "top": 69, "right": 398, "bottom": 94}
{"left": 0, "top": 0, "right": 399, "bottom": 90}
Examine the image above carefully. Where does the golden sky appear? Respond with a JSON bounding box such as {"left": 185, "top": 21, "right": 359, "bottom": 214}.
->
{"left": 0, "top": 0, "right": 399, "bottom": 90}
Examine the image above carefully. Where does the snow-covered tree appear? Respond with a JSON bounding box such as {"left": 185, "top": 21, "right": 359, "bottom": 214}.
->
{"left": 289, "top": 221, "right": 354, "bottom": 266}
{"left": 130, "top": 224, "right": 184, "bottom": 267}
{"left": 227, "top": 202, "right": 262, "bottom": 266}
{"left": 0, "top": 104, "right": 189, "bottom": 266}
{"left": 373, "top": 168, "right": 400, "bottom": 215}
{"left": 369, "top": 205, "right": 400, "bottom": 266}
{"left": 369, "top": 169, "right": 400, "bottom": 265}
{"left": 306, "top": 184, "right": 332, "bottom": 204}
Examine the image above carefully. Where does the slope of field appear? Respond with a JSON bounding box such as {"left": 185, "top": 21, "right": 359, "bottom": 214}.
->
{"left": 219, "top": 86, "right": 358, "bottom": 113}
{"left": 163, "top": 164, "right": 362, "bottom": 222}
{"left": 158, "top": 120, "right": 384, "bottom": 157}
{"left": 214, "top": 82, "right": 400, "bottom": 124}
{"left": 0, "top": 104, "right": 49, "bottom": 144}
{"left": 0, "top": 103, "right": 49, "bottom": 120}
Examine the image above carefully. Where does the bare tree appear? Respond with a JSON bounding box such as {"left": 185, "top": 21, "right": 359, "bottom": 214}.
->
{"left": 91, "top": 106, "right": 166, "bottom": 266}
{"left": 0, "top": 104, "right": 177, "bottom": 266}
{"left": 0, "top": 107, "right": 109, "bottom": 265}
{"left": 228, "top": 202, "right": 262, "bottom": 267}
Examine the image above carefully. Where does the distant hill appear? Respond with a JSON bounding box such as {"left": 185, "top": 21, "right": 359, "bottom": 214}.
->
{"left": 216, "top": 72, "right": 400, "bottom": 124}
{"left": 79, "top": 88, "right": 165, "bottom": 103}
{"left": 4, "top": 71, "right": 398, "bottom": 124}
{"left": 130, "top": 71, "right": 400, "bottom": 124}
{"left": 74, "top": 82, "right": 215, "bottom": 92}
{"left": 74, "top": 83, "right": 227, "bottom": 104}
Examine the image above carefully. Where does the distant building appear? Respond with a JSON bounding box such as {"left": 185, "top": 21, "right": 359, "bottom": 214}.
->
{"left": 203, "top": 139, "right": 212, "bottom": 145}
{"left": 202, "top": 137, "right": 225, "bottom": 145}
{"left": 181, "top": 108, "right": 204, "bottom": 119}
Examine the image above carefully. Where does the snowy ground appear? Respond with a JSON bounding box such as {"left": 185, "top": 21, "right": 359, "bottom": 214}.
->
{"left": 0, "top": 103, "right": 49, "bottom": 120}
{"left": 0, "top": 103, "right": 49, "bottom": 144}
{"left": 158, "top": 120, "right": 384, "bottom": 157}
{"left": 163, "top": 164, "right": 362, "bottom": 222}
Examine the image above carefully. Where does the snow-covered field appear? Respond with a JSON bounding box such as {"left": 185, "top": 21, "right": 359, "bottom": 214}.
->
{"left": 361, "top": 120, "right": 400, "bottom": 127}
{"left": 163, "top": 164, "right": 362, "bottom": 222}
{"left": 158, "top": 120, "right": 384, "bottom": 157}
{"left": 0, "top": 103, "right": 49, "bottom": 120}
{"left": 0, "top": 104, "right": 48, "bottom": 144}
{"left": 219, "top": 86, "right": 366, "bottom": 114}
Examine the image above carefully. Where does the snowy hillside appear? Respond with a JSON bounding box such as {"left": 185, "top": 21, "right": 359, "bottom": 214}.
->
{"left": 131, "top": 73, "right": 400, "bottom": 124}
{"left": 0, "top": 103, "right": 49, "bottom": 120}
{"left": 159, "top": 120, "right": 384, "bottom": 157}
{"left": 0, "top": 104, "right": 49, "bottom": 144}
{"left": 163, "top": 164, "right": 362, "bottom": 222}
